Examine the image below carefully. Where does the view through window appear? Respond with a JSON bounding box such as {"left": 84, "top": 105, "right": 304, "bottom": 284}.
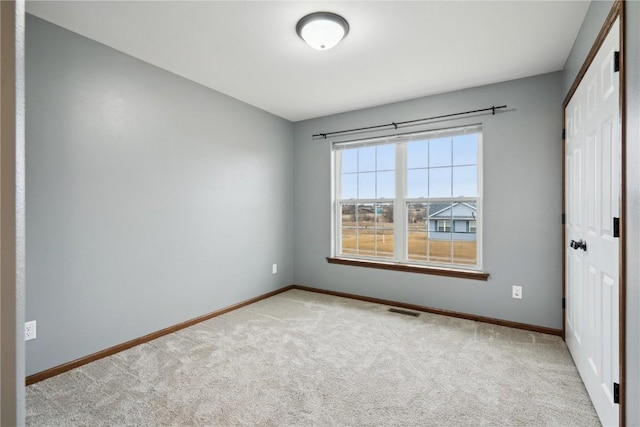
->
{"left": 335, "top": 125, "right": 482, "bottom": 270}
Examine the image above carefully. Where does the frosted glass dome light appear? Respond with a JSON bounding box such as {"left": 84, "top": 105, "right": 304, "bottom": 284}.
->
{"left": 296, "top": 12, "right": 349, "bottom": 51}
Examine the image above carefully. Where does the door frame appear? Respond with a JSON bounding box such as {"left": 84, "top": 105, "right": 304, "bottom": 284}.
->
{"left": 1, "top": 1, "right": 18, "bottom": 424}
{"left": 1, "top": 0, "right": 25, "bottom": 424}
{"left": 562, "top": 0, "right": 626, "bottom": 425}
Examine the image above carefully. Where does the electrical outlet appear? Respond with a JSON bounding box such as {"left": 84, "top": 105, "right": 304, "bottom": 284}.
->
{"left": 25, "top": 320, "right": 36, "bottom": 341}
{"left": 272, "top": 264, "right": 278, "bottom": 274}
{"left": 512, "top": 286, "right": 523, "bottom": 299}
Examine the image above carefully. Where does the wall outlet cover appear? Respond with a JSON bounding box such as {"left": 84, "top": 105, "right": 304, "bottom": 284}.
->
{"left": 25, "top": 320, "right": 37, "bottom": 341}
{"left": 512, "top": 286, "right": 523, "bottom": 299}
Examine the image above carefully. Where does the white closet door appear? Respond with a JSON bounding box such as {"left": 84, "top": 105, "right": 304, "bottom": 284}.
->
{"left": 565, "top": 18, "right": 620, "bottom": 427}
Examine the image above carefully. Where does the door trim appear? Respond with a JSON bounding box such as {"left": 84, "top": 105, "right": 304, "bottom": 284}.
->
{"left": 1, "top": 1, "right": 19, "bottom": 424}
{"left": 562, "top": 1, "right": 626, "bottom": 425}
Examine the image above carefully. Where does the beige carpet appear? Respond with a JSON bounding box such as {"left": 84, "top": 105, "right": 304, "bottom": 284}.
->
{"left": 27, "top": 289, "right": 600, "bottom": 426}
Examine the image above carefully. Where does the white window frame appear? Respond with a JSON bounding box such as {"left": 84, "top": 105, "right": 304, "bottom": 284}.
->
{"left": 436, "top": 219, "right": 452, "bottom": 232}
{"left": 333, "top": 125, "right": 483, "bottom": 271}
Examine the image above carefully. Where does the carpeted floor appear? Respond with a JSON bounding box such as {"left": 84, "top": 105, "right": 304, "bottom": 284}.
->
{"left": 26, "top": 289, "right": 600, "bottom": 426}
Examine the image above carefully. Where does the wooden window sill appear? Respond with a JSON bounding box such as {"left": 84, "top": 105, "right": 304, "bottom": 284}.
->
{"left": 326, "top": 257, "right": 490, "bottom": 281}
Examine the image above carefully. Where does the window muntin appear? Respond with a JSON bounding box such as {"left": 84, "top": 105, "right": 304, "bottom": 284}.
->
{"left": 335, "top": 126, "right": 482, "bottom": 271}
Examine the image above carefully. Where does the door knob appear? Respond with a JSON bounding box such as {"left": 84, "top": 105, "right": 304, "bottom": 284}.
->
{"left": 578, "top": 239, "right": 587, "bottom": 251}
{"left": 569, "top": 239, "right": 587, "bottom": 251}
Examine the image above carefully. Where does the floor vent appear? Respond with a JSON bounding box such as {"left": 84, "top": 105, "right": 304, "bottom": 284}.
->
{"left": 388, "top": 308, "right": 420, "bottom": 317}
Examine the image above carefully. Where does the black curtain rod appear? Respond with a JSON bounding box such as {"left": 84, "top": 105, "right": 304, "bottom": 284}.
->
{"left": 313, "top": 105, "right": 507, "bottom": 139}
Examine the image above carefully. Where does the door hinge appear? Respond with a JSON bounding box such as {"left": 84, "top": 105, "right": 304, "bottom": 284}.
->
{"left": 562, "top": 128, "right": 566, "bottom": 140}
{"left": 613, "top": 382, "right": 620, "bottom": 404}
{"left": 614, "top": 51, "right": 620, "bottom": 72}
{"left": 613, "top": 217, "right": 620, "bottom": 238}
{"left": 562, "top": 298, "right": 566, "bottom": 309}
{"left": 562, "top": 213, "right": 566, "bottom": 225}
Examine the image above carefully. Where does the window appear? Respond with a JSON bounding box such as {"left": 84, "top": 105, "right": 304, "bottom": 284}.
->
{"left": 334, "top": 125, "right": 482, "bottom": 271}
{"left": 436, "top": 220, "right": 451, "bottom": 232}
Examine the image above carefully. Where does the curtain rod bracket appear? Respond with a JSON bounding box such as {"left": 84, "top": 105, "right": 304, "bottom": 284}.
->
{"left": 392, "top": 122, "right": 398, "bottom": 130}
{"left": 492, "top": 106, "right": 495, "bottom": 115}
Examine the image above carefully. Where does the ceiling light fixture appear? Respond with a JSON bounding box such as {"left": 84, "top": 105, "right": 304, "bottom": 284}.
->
{"left": 296, "top": 12, "right": 349, "bottom": 51}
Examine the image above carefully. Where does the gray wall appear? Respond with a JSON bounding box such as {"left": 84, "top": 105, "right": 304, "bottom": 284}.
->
{"left": 562, "top": 1, "right": 640, "bottom": 424}
{"left": 293, "top": 72, "right": 563, "bottom": 329}
{"left": 25, "top": 15, "right": 294, "bottom": 375}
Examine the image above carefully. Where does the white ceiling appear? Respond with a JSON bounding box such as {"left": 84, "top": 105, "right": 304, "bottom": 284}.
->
{"left": 26, "top": 1, "right": 590, "bottom": 122}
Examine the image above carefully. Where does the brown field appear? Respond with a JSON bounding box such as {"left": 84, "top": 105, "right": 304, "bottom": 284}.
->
{"left": 341, "top": 229, "right": 476, "bottom": 265}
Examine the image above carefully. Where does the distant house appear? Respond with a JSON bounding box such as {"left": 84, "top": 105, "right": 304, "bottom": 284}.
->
{"left": 427, "top": 203, "right": 477, "bottom": 241}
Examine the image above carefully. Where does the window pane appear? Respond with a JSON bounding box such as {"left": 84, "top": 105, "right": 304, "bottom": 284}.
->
{"left": 340, "top": 204, "right": 357, "bottom": 255}
{"left": 356, "top": 227, "right": 375, "bottom": 256}
{"left": 429, "top": 239, "right": 452, "bottom": 264}
{"left": 429, "top": 137, "right": 452, "bottom": 167}
{"left": 341, "top": 173, "right": 357, "bottom": 199}
{"left": 407, "top": 203, "right": 428, "bottom": 229}
{"left": 429, "top": 167, "right": 452, "bottom": 198}
{"left": 341, "top": 227, "right": 357, "bottom": 255}
{"left": 407, "top": 203, "right": 428, "bottom": 261}
{"left": 427, "top": 203, "right": 452, "bottom": 263}
{"left": 376, "top": 171, "right": 394, "bottom": 198}
{"left": 453, "top": 134, "right": 478, "bottom": 166}
{"left": 452, "top": 165, "right": 477, "bottom": 197}
{"left": 376, "top": 144, "right": 395, "bottom": 171}
{"left": 427, "top": 202, "right": 451, "bottom": 220}
{"left": 375, "top": 229, "right": 394, "bottom": 258}
{"left": 375, "top": 203, "right": 394, "bottom": 258}
{"left": 341, "top": 203, "right": 356, "bottom": 226}
{"left": 356, "top": 204, "right": 375, "bottom": 256}
{"left": 341, "top": 149, "right": 358, "bottom": 173}
{"left": 357, "top": 204, "right": 375, "bottom": 227}
{"left": 407, "top": 169, "right": 428, "bottom": 198}
{"left": 408, "top": 230, "right": 427, "bottom": 261}
{"left": 464, "top": 202, "right": 478, "bottom": 219}
{"left": 358, "top": 146, "right": 376, "bottom": 172}
{"left": 358, "top": 172, "right": 375, "bottom": 199}
{"left": 407, "top": 140, "right": 428, "bottom": 169}
{"left": 377, "top": 203, "right": 394, "bottom": 227}
{"left": 453, "top": 241, "right": 476, "bottom": 265}
{"left": 453, "top": 202, "right": 477, "bottom": 265}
